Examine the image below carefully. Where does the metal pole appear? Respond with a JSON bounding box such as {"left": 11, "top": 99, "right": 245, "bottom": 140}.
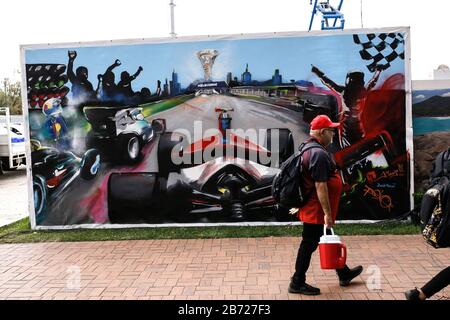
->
{"left": 360, "top": 0, "right": 364, "bottom": 28}
{"left": 333, "top": 0, "right": 344, "bottom": 27}
{"left": 308, "top": 0, "right": 319, "bottom": 31}
{"left": 170, "top": 0, "right": 176, "bottom": 37}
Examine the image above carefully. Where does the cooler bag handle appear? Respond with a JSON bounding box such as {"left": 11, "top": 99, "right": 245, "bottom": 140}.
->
{"left": 323, "top": 226, "right": 335, "bottom": 236}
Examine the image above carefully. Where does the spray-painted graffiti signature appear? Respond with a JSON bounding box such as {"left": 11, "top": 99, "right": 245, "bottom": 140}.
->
{"left": 363, "top": 185, "right": 394, "bottom": 212}
{"left": 375, "top": 182, "right": 396, "bottom": 189}
{"left": 366, "top": 164, "right": 405, "bottom": 184}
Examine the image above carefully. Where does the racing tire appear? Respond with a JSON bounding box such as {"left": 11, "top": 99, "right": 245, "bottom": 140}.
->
{"left": 85, "top": 132, "right": 114, "bottom": 162}
{"left": 80, "top": 149, "right": 101, "bottom": 180}
{"left": 265, "top": 128, "right": 295, "bottom": 167}
{"left": 164, "top": 173, "right": 193, "bottom": 220}
{"left": 158, "top": 132, "right": 184, "bottom": 177}
{"left": 85, "top": 132, "right": 96, "bottom": 151}
{"left": 108, "top": 172, "right": 162, "bottom": 224}
{"left": 151, "top": 118, "right": 166, "bottom": 135}
{"left": 33, "top": 175, "right": 47, "bottom": 224}
{"left": 118, "top": 133, "right": 142, "bottom": 164}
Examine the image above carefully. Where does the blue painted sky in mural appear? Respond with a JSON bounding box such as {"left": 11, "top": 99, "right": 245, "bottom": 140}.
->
{"left": 25, "top": 33, "right": 405, "bottom": 94}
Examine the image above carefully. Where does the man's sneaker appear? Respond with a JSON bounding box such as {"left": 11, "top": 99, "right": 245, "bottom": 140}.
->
{"left": 288, "top": 281, "right": 321, "bottom": 295}
{"left": 338, "top": 265, "right": 363, "bottom": 287}
{"left": 405, "top": 288, "right": 423, "bottom": 301}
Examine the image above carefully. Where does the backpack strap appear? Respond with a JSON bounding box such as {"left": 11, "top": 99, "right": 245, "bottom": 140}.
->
{"left": 294, "top": 140, "right": 327, "bottom": 173}
{"left": 443, "top": 148, "right": 450, "bottom": 176}
{"left": 438, "top": 150, "right": 445, "bottom": 176}
{"left": 298, "top": 140, "right": 326, "bottom": 156}
{"left": 432, "top": 149, "right": 448, "bottom": 178}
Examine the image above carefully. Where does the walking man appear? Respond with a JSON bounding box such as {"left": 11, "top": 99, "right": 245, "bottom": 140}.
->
{"left": 289, "top": 115, "right": 363, "bottom": 295}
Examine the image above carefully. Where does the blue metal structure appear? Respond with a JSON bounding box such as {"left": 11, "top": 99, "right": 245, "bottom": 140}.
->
{"left": 308, "top": 0, "right": 345, "bottom": 31}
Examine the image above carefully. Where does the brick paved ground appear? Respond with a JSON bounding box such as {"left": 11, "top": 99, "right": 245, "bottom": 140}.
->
{"left": 0, "top": 235, "right": 448, "bottom": 300}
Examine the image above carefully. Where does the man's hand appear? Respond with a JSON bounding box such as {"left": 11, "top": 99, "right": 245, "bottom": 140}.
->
{"left": 68, "top": 51, "right": 77, "bottom": 60}
{"left": 97, "top": 74, "right": 102, "bottom": 81}
{"left": 289, "top": 208, "right": 299, "bottom": 215}
{"left": 324, "top": 214, "right": 334, "bottom": 228}
{"left": 115, "top": 59, "right": 121, "bottom": 66}
{"left": 138, "top": 66, "right": 143, "bottom": 72}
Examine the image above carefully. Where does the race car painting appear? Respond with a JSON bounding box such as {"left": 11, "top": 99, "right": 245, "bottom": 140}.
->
{"left": 107, "top": 114, "right": 296, "bottom": 224}
{"left": 31, "top": 140, "right": 100, "bottom": 224}
{"left": 106, "top": 119, "right": 399, "bottom": 224}
{"left": 83, "top": 106, "right": 165, "bottom": 164}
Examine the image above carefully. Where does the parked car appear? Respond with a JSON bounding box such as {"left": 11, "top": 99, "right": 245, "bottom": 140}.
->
{"left": 0, "top": 107, "right": 26, "bottom": 171}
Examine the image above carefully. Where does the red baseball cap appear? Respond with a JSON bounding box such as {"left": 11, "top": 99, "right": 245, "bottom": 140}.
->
{"left": 310, "top": 115, "right": 340, "bottom": 130}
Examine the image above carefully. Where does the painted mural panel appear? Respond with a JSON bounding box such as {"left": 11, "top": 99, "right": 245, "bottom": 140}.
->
{"left": 22, "top": 29, "right": 411, "bottom": 227}
{"left": 412, "top": 79, "right": 450, "bottom": 192}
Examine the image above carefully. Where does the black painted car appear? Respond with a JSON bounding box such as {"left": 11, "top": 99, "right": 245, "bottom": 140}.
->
{"left": 32, "top": 142, "right": 100, "bottom": 224}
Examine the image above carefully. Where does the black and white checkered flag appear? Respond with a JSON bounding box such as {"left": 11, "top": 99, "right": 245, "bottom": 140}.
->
{"left": 353, "top": 33, "right": 405, "bottom": 72}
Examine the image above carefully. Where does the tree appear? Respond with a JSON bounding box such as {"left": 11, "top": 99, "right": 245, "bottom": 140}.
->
{"left": 0, "top": 78, "right": 22, "bottom": 115}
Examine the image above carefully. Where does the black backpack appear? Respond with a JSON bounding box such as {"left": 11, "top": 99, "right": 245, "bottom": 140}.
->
{"left": 271, "top": 140, "right": 324, "bottom": 208}
{"left": 420, "top": 176, "right": 450, "bottom": 248}
{"left": 430, "top": 147, "right": 450, "bottom": 182}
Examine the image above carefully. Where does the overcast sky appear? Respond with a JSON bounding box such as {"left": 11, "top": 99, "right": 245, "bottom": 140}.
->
{"left": 2, "top": 0, "right": 449, "bottom": 81}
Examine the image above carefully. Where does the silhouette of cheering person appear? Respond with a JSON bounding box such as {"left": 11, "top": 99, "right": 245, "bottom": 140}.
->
{"left": 311, "top": 64, "right": 382, "bottom": 148}
{"left": 117, "top": 66, "right": 143, "bottom": 98}
{"left": 138, "top": 87, "right": 152, "bottom": 103}
{"left": 96, "top": 59, "right": 121, "bottom": 101}
{"left": 67, "top": 50, "right": 95, "bottom": 102}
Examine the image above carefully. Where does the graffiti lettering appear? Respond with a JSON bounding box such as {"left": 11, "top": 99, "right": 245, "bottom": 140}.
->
{"left": 376, "top": 183, "right": 396, "bottom": 189}
{"left": 366, "top": 164, "right": 405, "bottom": 184}
{"left": 376, "top": 169, "right": 403, "bottom": 181}
{"left": 363, "top": 185, "right": 394, "bottom": 212}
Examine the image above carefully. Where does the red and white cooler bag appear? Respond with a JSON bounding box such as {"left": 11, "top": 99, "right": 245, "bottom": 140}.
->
{"left": 319, "top": 226, "right": 347, "bottom": 269}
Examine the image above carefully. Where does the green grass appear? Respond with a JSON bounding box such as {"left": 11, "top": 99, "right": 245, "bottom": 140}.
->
{"left": 141, "top": 94, "right": 195, "bottom": 117}
{"left": 0, "top": 217, "right": 421, "bottom": 244}
{"left": 414, "top": 192, "right": 424, "bottom": 208}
